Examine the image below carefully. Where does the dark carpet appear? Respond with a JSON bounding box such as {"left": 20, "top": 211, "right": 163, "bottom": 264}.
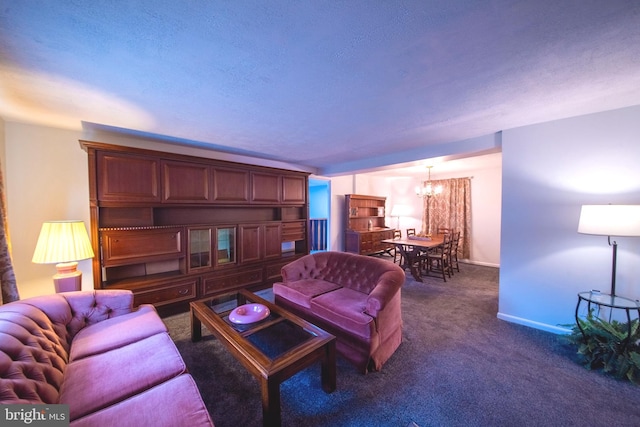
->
{"left": 162, "top": 263, "right": 640, "bottom": 427}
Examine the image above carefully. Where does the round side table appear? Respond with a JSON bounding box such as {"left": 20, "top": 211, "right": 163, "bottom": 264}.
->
{"left": 575, "top": 291, "right": 640, "bottom": 348}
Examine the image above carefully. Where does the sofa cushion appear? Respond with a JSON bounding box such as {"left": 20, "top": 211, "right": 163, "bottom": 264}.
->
{"left": 60, "top": 332, "right": 186, "bottom": 421}
{"left": 70, "top": 305, "right": 167, "bottom": 361}
{"left": 273, "top": 279, "right": 342, "bottom": 308}
{"left": 70, "top": 374, "right": 214, "bottom": 427}
{"left": 310, "top": 287, "right": 374, "bottom": 340}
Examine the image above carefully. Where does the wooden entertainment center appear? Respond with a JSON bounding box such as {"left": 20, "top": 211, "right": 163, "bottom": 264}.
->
{"left": 81, "top": 141, "right": 310, "bottom": 312}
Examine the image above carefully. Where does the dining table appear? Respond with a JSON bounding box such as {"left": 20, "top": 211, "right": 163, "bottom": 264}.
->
{"left": 381, "top": 235, "right": 444, "bottom": 282}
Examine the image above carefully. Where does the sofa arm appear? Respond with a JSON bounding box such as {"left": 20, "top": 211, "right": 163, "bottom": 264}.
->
{"left": 365, "top": 270, "right": 404, "bottom": 317}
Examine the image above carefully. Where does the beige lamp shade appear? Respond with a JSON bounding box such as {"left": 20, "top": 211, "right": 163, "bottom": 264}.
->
{"left": 32, "top": 221, "right": 94, "bottom": 293}
{"left": 32, "top": 221, "right": 94, "bottom": 264}
{"left": 390, "top": 204, "right": 412, "bottom": 217}
{"left": 577, "top": 205, "right": 640, "bottom": 236}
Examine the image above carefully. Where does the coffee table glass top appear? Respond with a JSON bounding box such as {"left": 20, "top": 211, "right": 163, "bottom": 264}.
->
{"left": 197, "top": 290, "right": 322, "bottom": 361}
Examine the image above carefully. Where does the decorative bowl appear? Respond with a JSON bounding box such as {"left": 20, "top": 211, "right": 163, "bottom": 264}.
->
{"left": 229, "top": 303, "right": 270, "bottom": 324}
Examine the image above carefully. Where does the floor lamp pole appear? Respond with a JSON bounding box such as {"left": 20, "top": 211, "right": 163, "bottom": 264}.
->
{"left": 610, "top": 237, "right": 617, "bottom": 296}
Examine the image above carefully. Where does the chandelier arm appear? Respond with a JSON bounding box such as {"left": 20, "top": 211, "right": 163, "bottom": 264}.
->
{"left": 416, "top": 165, "right": 441, "bottom": 198}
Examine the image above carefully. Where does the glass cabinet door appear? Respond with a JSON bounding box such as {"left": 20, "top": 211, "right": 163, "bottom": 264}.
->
{"left": 216, "top": 226, "right": 236, "bottom": 266}
{"left": 189, "top": 228, "right": 212, "bottom": 270}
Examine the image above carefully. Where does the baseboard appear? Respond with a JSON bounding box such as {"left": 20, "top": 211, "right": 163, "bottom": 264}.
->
{"left": 497, "top": 312, "right": 572, "bottom": 335}
{"left": 460, "top": 259, "right": 500, "bottom": 268}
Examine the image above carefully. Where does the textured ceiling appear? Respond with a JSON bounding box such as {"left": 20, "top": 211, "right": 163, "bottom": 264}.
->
{"left": 1, "top": 1, "right": 639, "bottom": 175}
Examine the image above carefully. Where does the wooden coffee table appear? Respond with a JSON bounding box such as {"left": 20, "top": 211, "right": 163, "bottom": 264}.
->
{"left": 190, "top": 289, "right": 336, "bottom": 427}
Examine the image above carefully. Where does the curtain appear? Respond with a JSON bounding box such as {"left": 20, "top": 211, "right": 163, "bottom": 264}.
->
{"left": 0, "top": 163, "right": 19, "bottom": 304}
{"left": 421, "top": 177, "right": 472, "bottom": 259}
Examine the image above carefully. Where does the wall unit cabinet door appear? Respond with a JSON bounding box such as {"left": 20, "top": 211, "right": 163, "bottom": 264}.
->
{"left": 212, "top": 167, "right": 250, "bottom": 203}
{"left": 188, "top": 226, "right": 239, "bottom": 271}
{"left": 187, "top": 227, "right": 212, "bottom": 271}
{"left": 282, "top": 175, "right": 306, "bottom": 204}
{"left": 215, "top": 226, "right": 237, "bottom": 267}
{"left": 239, "top": 224, "right": 262, "bottom": 263}
{"left": 263, "top": 223, "right": 282, "bottom": 259}
{"left": 97, "top": 152, "right": 161, "bottom": 202}
{"left": 251, "top": 172, "right": 281, "bottom": 204}
{"left": 101, "top": 227, "right": 184, "bottom": 266}
{"left": 239, "top": 223, "right": 281, "bottom": 263}
{"left": 162, "top": 160, "right": 211, "bottom": 203}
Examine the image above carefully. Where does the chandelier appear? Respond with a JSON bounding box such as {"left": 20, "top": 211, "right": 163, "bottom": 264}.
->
{"left": 415, "top": 166, "right": 442, "bottom": 198}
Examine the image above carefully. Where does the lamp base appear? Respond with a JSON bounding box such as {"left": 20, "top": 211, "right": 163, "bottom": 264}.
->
{"left": 53, "top": 262, "right": 82, "bottom": 293}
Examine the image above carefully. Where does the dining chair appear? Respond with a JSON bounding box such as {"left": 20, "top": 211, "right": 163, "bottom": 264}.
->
{"left": 425, "top": 233, "right": 452, "bottom": 281}
{"left": 437, "top": 227, "right": 451, "bottom": 235}
{"left": 393, "top": 229, "right": 402, "bottom": 264}
{"left": 405, "top": 229, "right": 418, "bottom": 265}
{"left": 449, "top": 231, "right": 461, "bottom": 274}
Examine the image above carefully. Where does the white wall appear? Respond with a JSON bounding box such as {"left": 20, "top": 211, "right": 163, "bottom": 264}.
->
{"left": 5, "top": 123, "right": 91, "bottom": 298}
{"left": 469, "top": 166, "right": 502, "bottom": 266}
{"left": 327, "top": 175, "right": 354, "bottom": 251}
{"left": 499, "top": 105, "right": 640, "bottom": 334}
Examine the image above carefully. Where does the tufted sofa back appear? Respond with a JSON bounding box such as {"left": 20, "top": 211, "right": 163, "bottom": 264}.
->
{"left": 281, "top": 251, "right": 403, "bottom": 295}
{"left": 0, "top": 290, "right": 133, "bottom": 404}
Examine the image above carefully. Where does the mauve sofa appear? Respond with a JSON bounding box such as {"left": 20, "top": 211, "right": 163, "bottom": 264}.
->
{"left": 0, "top": 289, "right": 214, "bottom": 426}
{"left": 273, "top": 251, "right": 406, "bottom": 373}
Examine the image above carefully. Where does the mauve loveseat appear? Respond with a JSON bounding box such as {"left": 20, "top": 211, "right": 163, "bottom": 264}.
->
{"left": 0, "top": 290, "right": 214, "bottom": 426}
{"left": 273, "top": 251, "right": 405, "bottom": 373}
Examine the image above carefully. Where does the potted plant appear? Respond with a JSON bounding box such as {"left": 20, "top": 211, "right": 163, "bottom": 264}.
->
{"left": 565, "top": 313, "right": 640, "bottom": 384}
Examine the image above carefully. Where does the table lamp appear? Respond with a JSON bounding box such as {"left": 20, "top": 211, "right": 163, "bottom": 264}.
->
{"left": 577, "top": 205, "right": 640, "bottom": 296}
{"left": 32, "top": 220, "right": 95, "bottom": 293}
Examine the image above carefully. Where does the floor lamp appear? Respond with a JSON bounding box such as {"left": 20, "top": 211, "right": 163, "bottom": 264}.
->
{"left": 32, "top": 220, "right": 95, "bottom": 293}
{"left": 578, "top": 205, "right": 640, "bottom": 296}
{"left": 390, "top": 204, "right": 412, "bottom": 231}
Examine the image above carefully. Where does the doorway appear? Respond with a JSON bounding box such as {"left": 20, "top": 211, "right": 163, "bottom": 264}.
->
{"left": 309, "top": 178, "right": 330, "bottom": 252}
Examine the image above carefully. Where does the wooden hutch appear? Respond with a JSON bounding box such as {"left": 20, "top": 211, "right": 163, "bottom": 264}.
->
{"left": 344, "top": 194, "right": 394, "bottom": 256}
{"left": 81, "top": 141, "right": 310, "bottom": 312}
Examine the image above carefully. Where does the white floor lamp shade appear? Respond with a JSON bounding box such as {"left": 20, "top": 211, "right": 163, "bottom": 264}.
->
{"left": 578, "top": 205, "right": 640, "bottom": 295}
